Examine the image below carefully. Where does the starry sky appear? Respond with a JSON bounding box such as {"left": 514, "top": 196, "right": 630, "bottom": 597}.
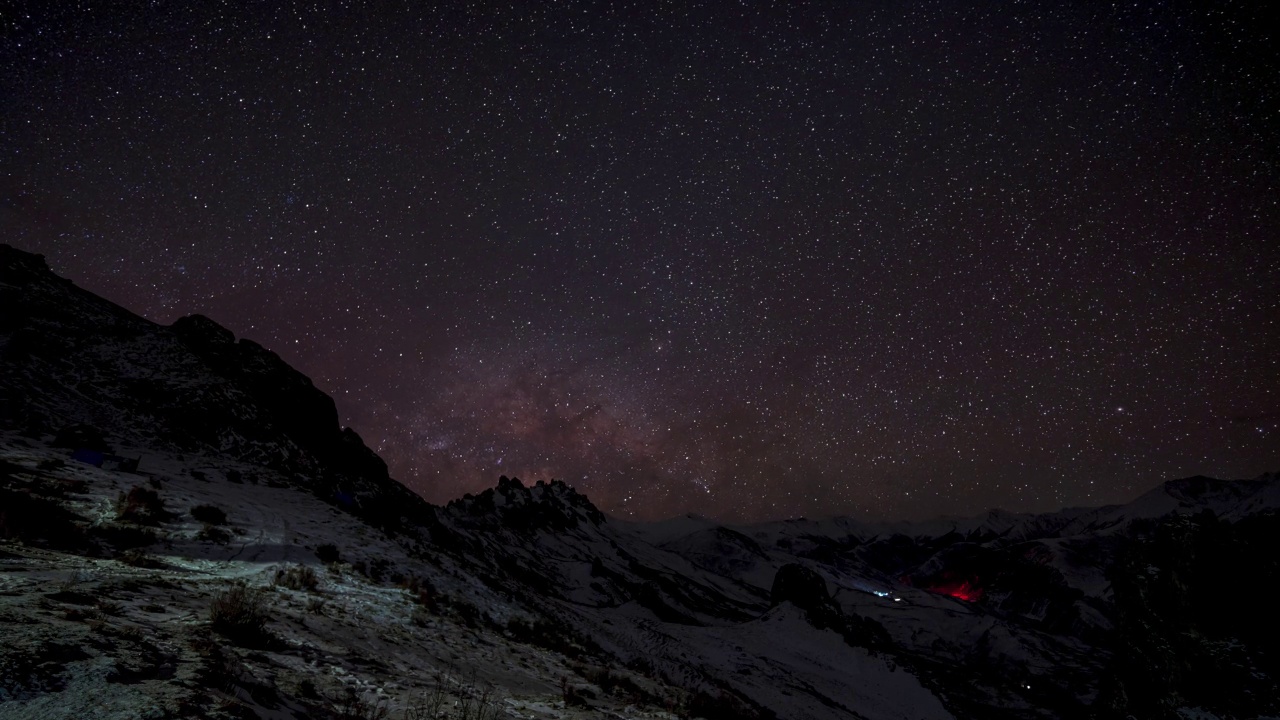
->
{"left": 3, "top": 2, "right": 1278, "bottom": 522}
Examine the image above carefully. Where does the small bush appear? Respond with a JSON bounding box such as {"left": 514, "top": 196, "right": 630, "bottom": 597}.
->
{"left": 506, "top": 616, "right": 548, "bottom": 643}
{"left": 209, "top": 584, "right": 270, "bottom": 646}
{"left": 411, "top": 606, "right": 434, "bottom": 627}
{"left": 94, "top": 523, "right": 157, "bottom": 549}
{"left": 403, "top": 666, "right": 454, "bottom": 720}
{"left": 190, "top": 504, "right": 227, "bottom": 525}
{"left": 575, "top": 664, "right": 659, "bottom": 704}
{"left": 63, "top": 606, "right": 100, "bottom": 622}
{"left": 561, "top": 676, "right": 592, "bottom": 708}
{"left": 507, "top": 616, "right": 600, "bottom": 658}
{"left": 626, "top": 656, "right": 656, "bottom": 677}
{"left": 682, "top": 689, "right": 774, "bottom": 720}
{"left": 414, "top": 670, "right": 501, "bottom": 720}
{"left": 197, "top": 523, "right": 231, "bottom": 544}
{"left": 0, "top": 488, "right": 90, "bottom": 551}
{"left": 402, "top": 576, "right": 440, "bottom": 613}
{"left": 329, "top": 688, "right": 390, "bottom": 720}
{"left": 452, "top": 598, "right": 485, "bottom": 629}
{"left": 403, "top": 684, "right": 447, "bottom": 720}
{"left": 457, "top": 680, "right": 502, "bottom": 720}
{"left": 116, "top": 486, "right": 166, "bottom": 525}
{"left": 58, "top": 570, "right": 87, "bottom": 592}
{"left": 274, "top": 565, "right": 319, "bottom": 592}
{"left": 352, "top": 557, "right": 391, "bottom": 583}
{"left": 95, "top": 599, "right": 124, "bottom": 616}
{"left": 315, "top": 543, "right": 340, "bottom": 564}
{"left": 32, "top": 476, "right": 89, "bottom": 497}
{"left": 118, "top": 548, "right": 164, "bottom": 568}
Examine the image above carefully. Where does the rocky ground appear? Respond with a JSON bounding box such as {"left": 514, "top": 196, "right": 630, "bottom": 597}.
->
{"left": 0, "top": 434, "right": 686, "bottom": 720}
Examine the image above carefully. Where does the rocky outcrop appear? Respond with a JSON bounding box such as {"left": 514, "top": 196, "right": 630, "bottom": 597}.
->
{"left": 0, "top": 243, "right": 430, "bottom": 534}
{"left": 770, "top": 563, "right": 831, "bottom": 612}
{"left": 171, "top": 315, "right": 340, "bottom": 449}
{"left": 446, "top": 476, "right": 607, "bottom": 533}
{"left": 771, "top": 563, "right": 891, "bottom": 652}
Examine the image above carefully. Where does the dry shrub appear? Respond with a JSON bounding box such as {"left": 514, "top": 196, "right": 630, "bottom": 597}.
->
{"left": 507, "top": 615, "right": 600, "bottom": 657}
{"left": 403, "top": 667, "right": 500, "bottom": 720}
{"left": 95, "top": 599, "right": 124, "bottom": 616}
{"left": 329, "top": 688, "right": 390, "bottom": 720}
{"left": 401, "top": 576, "right": 440, "bottom": 613}
{"left": 315, "top": 543, "right": 340, "bottom": 564}
{"left": 574, "top": 664, "right": 661, "bottom": 705}
{"left": 190, "top": 504, "right": 227, "bottom": 525}
{"left": 116, "top": 486, "right": 167, "bottom": 524}
{"left": 682, "top": 688, "right": 774, "bottom": 720}
{"left": 118, "top": 548, "right": 164, "bottom": 568}
{"left": 96, "top": 523, "right": 157, "bottom": 549}
{"left": 0, "top": 488, "right": 90, "bottom": 550}
{"left": 273, "top": 565, "right": 319, "bottom": 592}
{"left": 411, "top": 606, "right": 434, "bottom": 627}
{"left": 209, "top": 584, "right": 270, "bottom": 646}
{"left": 197, "top": 523, "right": 231, "bottom": 544}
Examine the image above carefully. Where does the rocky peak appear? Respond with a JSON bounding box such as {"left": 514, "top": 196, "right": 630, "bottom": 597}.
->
{"left": 446, "top": 476, "right": 606, "bottom": 532}
{"left": 770, "top": 563, "right": 830, "bottom": 612}
{"left": 170, "top": 313, "right": 236, "bottom": 349}
{"left": 0, "top": 244, "right": 55, "bottom": 286}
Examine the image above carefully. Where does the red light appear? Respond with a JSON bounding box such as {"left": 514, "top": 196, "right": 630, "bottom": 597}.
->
{"left": 926, "top": 577, "right": 984, "bottom": 602}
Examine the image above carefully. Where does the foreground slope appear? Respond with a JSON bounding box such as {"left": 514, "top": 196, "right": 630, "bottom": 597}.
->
{"left": 0, "top": 243, "right": 949, "bottom": 719}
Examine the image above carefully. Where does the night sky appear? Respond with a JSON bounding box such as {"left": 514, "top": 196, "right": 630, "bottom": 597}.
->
{"left": 4, "top": 2, "right": 1278, "bottom": 522}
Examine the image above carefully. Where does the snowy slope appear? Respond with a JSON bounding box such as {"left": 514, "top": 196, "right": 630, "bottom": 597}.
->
{"left": 3, "top": 242, "right": 1278, "bottom": 720}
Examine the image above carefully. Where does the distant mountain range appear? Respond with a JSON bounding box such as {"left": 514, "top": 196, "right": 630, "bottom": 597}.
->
{"left": 2, "top": 242, "right": 1277, "bottom": 720}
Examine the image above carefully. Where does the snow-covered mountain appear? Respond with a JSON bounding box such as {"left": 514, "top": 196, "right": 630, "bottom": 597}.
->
{"left": 2, "top": 243, "right": 1277, "bottom": 720}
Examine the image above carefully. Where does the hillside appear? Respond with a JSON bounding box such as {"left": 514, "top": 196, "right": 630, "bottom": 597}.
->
{"left": 2, "top": 243, "right": 1277, "bottom": 720}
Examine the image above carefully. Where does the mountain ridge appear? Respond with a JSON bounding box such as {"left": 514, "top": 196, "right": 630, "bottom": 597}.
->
{"left": 3, "top": 241, "right": 1278, "bottom": 720}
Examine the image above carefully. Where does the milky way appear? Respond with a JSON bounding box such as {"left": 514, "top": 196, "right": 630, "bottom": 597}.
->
{"left": 4, "top": 2, "right": 1277, "bottom": 521}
